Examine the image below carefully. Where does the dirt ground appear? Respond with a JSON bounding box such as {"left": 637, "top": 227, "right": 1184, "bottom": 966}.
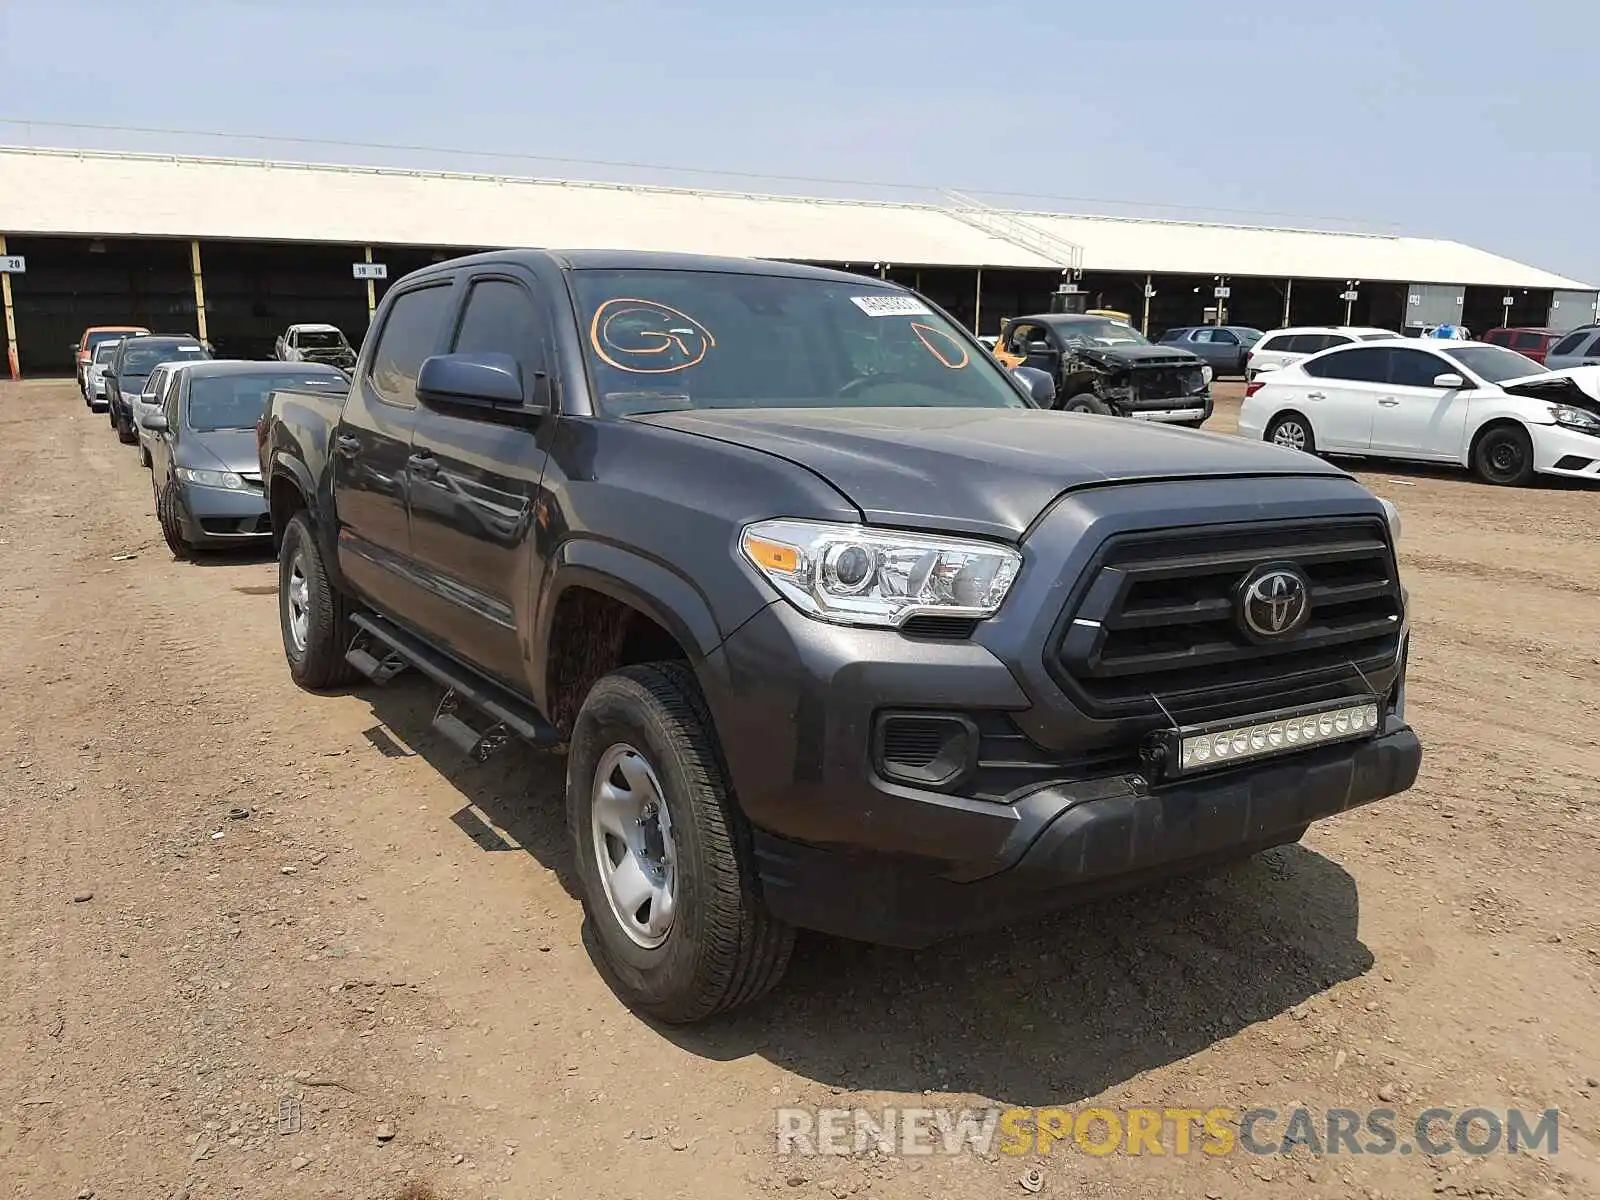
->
{"left": 2, "top": 378, "right": 1599, "bottom": 1200}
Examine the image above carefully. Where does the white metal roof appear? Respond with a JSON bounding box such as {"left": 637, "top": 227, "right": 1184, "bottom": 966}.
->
{"left": 0, "top": 146, "right": 1589, "bottom": 290}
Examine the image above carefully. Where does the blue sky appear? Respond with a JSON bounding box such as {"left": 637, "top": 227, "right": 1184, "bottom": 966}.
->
{"left": 2, "top": 0, "right": 1595, "bottom": 284}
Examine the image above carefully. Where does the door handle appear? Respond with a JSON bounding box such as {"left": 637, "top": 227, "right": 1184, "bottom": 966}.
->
{"left": 334, "top": 434, "right": 361, "bottom": 458}
{"left": 1306, "top": 391, "right": 1326, "bottom": 400}
{"left": 1378, "top": 398, "right": 1400, "bottom": 407}
{"left": 406, "top": 452, "right": 440, "bottom": 477}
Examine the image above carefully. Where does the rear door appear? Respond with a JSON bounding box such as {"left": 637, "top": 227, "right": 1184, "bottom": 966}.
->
{"left": 332, "top": 277, "right": 459, "bottom": 621}
{"left": 405, "top": 270, "right": 555, "bottom": 685}
{"left": 1369, "top": 346, "right": 1469, "bottom": 459}
{"left": 1300, "top": 345, "right": 1391, "bottom": 452}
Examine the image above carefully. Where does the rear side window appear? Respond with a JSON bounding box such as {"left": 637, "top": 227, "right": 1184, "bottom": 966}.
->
{"left": 1304, "top": 346, "right": 1390, "bottom": 382}
{"left": 1160, "top": 329, "right": 1188, "bottom": 342}
{"left": 1550, "top": 330, "right": 1590, "bottom": 355}
{"left": 1258, "top": 333, "right": 1293, "bottom": 352}
{"left": 368, "top": 283, "right": 456, "bottom": 407}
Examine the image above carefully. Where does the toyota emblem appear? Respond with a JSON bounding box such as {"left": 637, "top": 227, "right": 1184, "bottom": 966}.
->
{"left": 1238, "top": 564, "right": 1311, "bottom": 640}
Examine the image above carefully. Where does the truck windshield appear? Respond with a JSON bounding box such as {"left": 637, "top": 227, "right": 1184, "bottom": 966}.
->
{"left": 570, "top": 270, "right": 1028, "bottom": 416}
{"left": 1056, "top": 320, "right": 1149, "bottom": 348}
{"left": 296, "top": 331, "right": 346, "bottom": 349}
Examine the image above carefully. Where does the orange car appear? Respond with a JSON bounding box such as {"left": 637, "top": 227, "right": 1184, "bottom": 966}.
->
{"left": 74, "top": 325, "right": 149, "bottom": 394}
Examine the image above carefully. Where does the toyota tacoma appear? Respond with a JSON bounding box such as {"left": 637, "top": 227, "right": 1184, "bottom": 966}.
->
{"left": 259, "top": 250, "right": 1421, "bottom": 1023}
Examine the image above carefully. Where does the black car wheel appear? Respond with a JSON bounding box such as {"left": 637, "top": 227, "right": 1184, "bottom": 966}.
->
{"left": 1061, "top": 392, "right": 1112, "bottom": 416}
{"left": 278, "top": 511, "right": 361, "bottom": 690}
{"left": 1471, "top": 423, "right": 1536, "bottom": 486}
{"left": 116, "top": 409, "right": 138, "bottom": 445}
{"left": 157, "top": 481, "right": 189, "bottom": 559}
{"left": 569, "top": 663, "right": 794, "bottom": 1024}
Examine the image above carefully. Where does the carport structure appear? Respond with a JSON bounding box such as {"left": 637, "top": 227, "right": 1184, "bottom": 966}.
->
{"left": 0, "top": 145, "right": 1592, "bottom": 377}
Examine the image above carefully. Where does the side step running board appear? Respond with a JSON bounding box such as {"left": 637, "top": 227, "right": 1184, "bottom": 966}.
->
{"left": 347, "top": 613, "right": 560, "bottom": 752}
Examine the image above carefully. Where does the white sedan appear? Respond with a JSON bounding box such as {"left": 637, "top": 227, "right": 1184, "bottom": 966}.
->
{"left": 1239, "top": 338, "right": 1600, "bottom": 486}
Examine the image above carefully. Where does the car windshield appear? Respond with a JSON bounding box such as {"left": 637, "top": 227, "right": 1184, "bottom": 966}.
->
{"left": 1055, "top": 319, "right": 1150, "bottom": 348}
{"left": 1440, "top": 344, "right": 1545, "bottom": 384}
{"left": 93, "top": 342, "right": 121, "bottom": 364}
{"left": 185, "top": 372, "right": 344, "bottom": 431}
{"left": 570, "top": 269, "right": 1027, "bottom": 415}
{"left": 121, "top": 342, "right": 204, "bottom": 375}
{"left": 87, "top": 330, "right": 138, "bottom": 349}
{"left": 296, "top": 330, "right": 346, "bottom": 349}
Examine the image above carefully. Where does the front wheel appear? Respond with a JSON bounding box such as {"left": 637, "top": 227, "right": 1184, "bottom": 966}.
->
{"left": 568, "top": 663, "right": 794, "bottom": 1023}
{"left": 1265, "top": 413, "right": 1317, "bottom": 455}
{"left": 1061, "top": 392, "right": 1112, "bottom": 416}
{"left": 278, "top": 511, "right": 361, "bottom": 690}
{"left": 1472, "top": 424, "right": 1535, "bottom": 486}
{"left": 156, "top": 481, "right": 188, "bottom": 559}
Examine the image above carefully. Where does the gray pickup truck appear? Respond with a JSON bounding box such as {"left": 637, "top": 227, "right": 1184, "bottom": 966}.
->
{"left": 259, "top": 249, "right": 1421, "bottom": 1023}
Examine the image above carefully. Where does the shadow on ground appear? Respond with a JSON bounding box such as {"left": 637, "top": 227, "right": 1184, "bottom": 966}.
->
{"left": 355, "top": 676, "right": 1372, "bottom": 1108}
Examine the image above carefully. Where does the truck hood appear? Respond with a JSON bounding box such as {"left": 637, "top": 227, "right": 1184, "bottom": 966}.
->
{"left": 631, "top": 407, "right": 1342, "bottom": 540}
{"left": 1075, "top": 344, "right": 1204, "bottom": 369}
{"left": 1502, "top": 366, "right": 1600, "bottom": 411}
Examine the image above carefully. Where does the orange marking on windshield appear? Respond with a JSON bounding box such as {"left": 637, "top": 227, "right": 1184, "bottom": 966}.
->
{"left": 589, "top": 298, "right": 716, "bottom": 374}
{"left": 910, "top": 322, "right": 970, "bottom": 369}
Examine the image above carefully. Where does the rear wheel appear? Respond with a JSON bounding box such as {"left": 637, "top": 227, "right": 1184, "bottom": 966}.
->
{"left": 1061, "top": 392, "right": 1112, "bottom": 416}
{"left": 1265, "top": 412, "right": 1317, "bottom": 455}
{"left": 278, "top": 511, "right": 361, "bottom": 690}
{"left": 569, "top": 663, "right": 794, "bottom": 1023}
{"left": 1471, "top": 424, "right": 1535, "bottom": 486}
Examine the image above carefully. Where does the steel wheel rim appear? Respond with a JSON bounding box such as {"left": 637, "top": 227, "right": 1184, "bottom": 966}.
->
{"left": 286, "top": 555, "right": 311, "bottom": 653}
{"left": 1488, "top": 439, "right": 1523, "bottom": 477}
{"left": 1272, "top": 421, "right": 1307, "bottom": 451}
{"left": 590, "top": 743, "right": 678, "bottom": 949}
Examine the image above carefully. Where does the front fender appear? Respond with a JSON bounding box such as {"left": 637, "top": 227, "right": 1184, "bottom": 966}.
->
{"left": 540, "top": 539, "right": 724, "bottom": 666}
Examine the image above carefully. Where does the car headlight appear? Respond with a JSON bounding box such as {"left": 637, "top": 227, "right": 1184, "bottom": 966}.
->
{"left": 1200, "top": 364, "right": 1214, "bottom": 385}
{"left": 175, "top": 467, "right": 246, "bottom": 490}
{"left": 1548, "top": 404, "right": 1600, "bottom": 433}
{"left": 1378, "top": 497, "right": 1402, "bottom": 543}
{"left": 740, "top": 519, "right": 1022, "bottom": 629}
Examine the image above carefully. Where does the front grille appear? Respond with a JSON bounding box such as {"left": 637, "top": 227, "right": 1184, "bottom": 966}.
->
{"left": 1052, "top": 518, "right": 1403, "bottom": 719}
{"left": 1133, "top": 365, "right": 1206, "bottom": 400}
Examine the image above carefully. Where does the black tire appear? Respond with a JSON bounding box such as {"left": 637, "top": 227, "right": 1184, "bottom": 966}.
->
{"left": 278, "top": 511, "right": 361, "bottom": 690}
{"left": 568, "top": 663, "right": 794, "bottom": 1024}
{"left": 156, "top": 481, "right": 188, "bottom": 559}
{"left": 1061, "top": 392, "right": 1112, "bottom": 415}
{"left": 115, "top": 410, "right": 138, "bottom": 445}
{"left": 1265, "top": 412, "right": 1317, "bottom": 455}
{"left": 1471, "top": 423, "right": 1536, "bottom": 486}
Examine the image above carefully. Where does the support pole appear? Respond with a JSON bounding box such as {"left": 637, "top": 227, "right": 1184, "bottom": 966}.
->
{"left": 365, "top": 246, "right": 377, "bottom": 321}
{"left": 0, "top": 235, "right": 18, "bottom": 381}
{"left": 1282, "top": 278, "right": 1293, "bottom": 327}
{"left": 973, "top": 267, "right": 983, "bottom": 335}
{"left": 1141, "top": 273, "right": 1152, "bottom": 335}
{"left": 190, "top": 240, "right": 208, "bottom": 345}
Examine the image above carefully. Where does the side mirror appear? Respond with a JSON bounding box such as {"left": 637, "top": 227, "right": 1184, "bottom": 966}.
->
{"left": 139, "top": 412, "right": 169, "bottom": 432}
{"left": 1433, "top": 372, "right": 1467, "bottom": 389}
{"left": 417, "top": 352, "right": 543, "bottom": 417}
{"left": 1025, "top": 340, "right": 1056, "bottom": 356}
{"left": 1011, "top": 366, "right": 1057, "bottom": 406}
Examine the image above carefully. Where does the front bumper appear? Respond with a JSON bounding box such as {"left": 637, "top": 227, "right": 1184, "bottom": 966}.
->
{"left": 174, "top": 482, "right": 272, "bottom": 544}
{"left": 1531, "top": 423, "right": 1600, "bottom": 479}
{"left": 698, "top": 476, "right": 1417, "bottom": 947}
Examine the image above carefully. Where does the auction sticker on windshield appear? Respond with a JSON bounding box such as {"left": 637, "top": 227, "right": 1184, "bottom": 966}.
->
{"left": 851, "top": 295, "right": 932, "bottom": 318}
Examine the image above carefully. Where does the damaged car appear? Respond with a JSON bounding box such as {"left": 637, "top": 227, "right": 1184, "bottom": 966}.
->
{"left": 1240, "top": 338, "right": 1600, "bottom": 486}
{"left": 993, "top": 314, "right": 1213, "bottom": 427}
{"left": 274, "top": 323, "right": 357, "bottom": 371}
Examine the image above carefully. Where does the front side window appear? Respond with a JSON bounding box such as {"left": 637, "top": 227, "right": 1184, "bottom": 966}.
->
{"left": 452, "top": 279, "right": 547, "bottom": 395}
{"left": 1550, "top": 330, "right": 1589, "bottom": 355}
{"left": 570, "top": 270, "right": 1027, "bottom": 416}
{"left": 1304, "top": 346, "right": 1390, "bottom": 382}
{"left": 1387, "top": 349, "right": 1455, "bottom": 388}
{"left": 368, "top": 283, "right": 456, "bottom": 406}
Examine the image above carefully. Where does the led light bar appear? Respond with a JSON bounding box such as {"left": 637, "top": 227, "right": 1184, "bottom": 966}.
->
{"left": 1152, "top": 696, "right": 1383, "bottom": 778}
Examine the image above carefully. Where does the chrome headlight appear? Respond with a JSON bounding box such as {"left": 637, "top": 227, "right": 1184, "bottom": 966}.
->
{"left": 1549, "top": 404, "right": 1600, "bottom": 433}
{"left": 1200, "top": 364, "right": 1215, "bottom": 385}
{"left": 175, "top": 467, "right": 246, "bottom": 491}
{"left": 1379, "top": 497, "right": 1402, "bottom": 543}
{"left": 740, "top": 519, "right": 1021, "bottom": 629}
